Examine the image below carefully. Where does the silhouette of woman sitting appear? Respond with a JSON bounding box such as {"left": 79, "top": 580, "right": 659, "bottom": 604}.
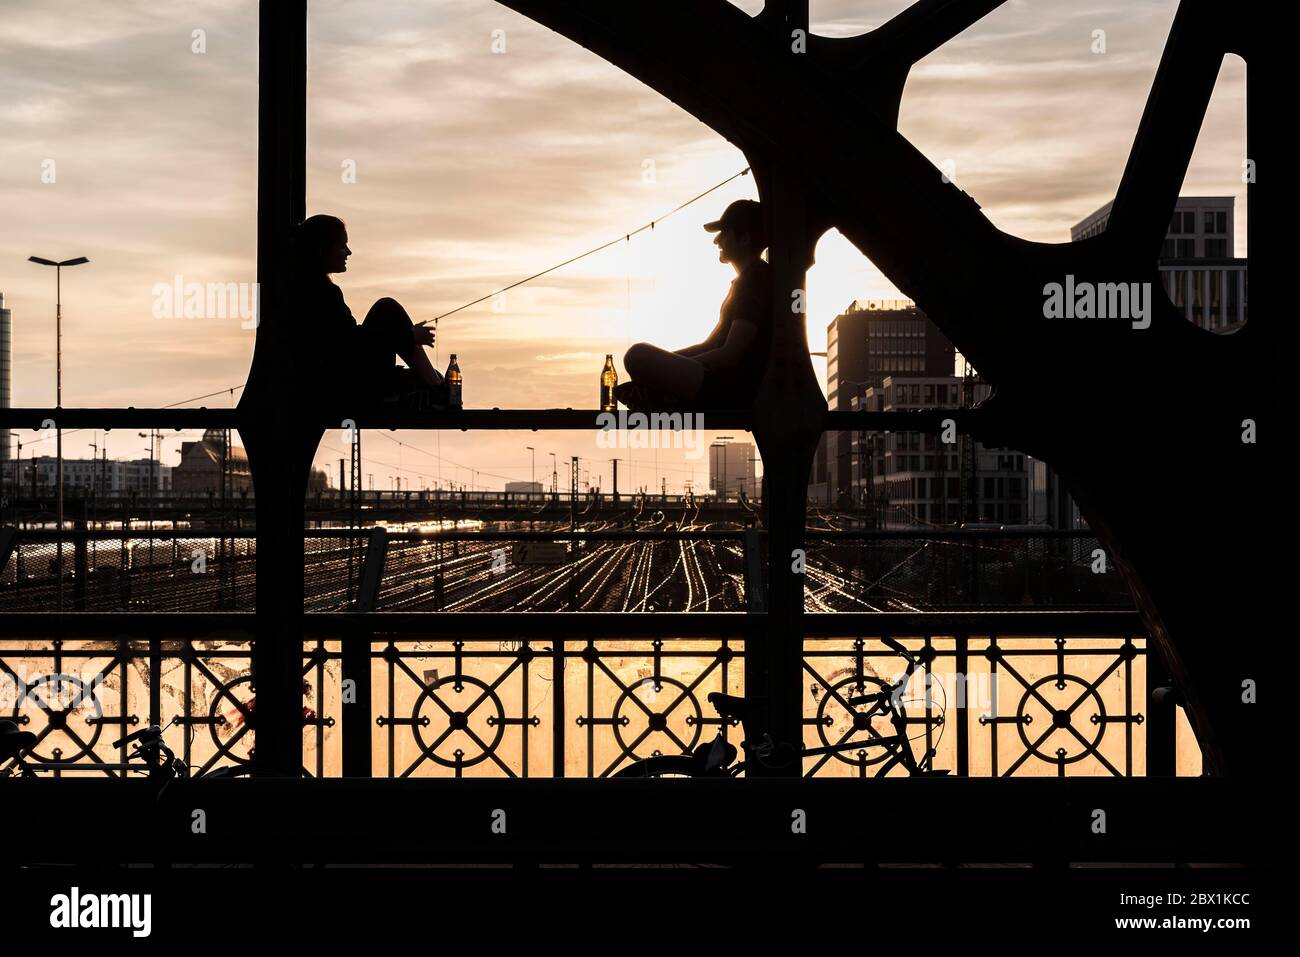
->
{"left": 291, "top": 214, "right": 447, "bottom": 409}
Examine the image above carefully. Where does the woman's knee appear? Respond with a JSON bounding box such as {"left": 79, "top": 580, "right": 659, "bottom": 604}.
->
{"left": 623, "top": 342, "right": 656, "bottom": 377}
{"left": 364, "top": 298, "right": 414, "bottom": 347}
{"left": 367, "top": 297, "right": 412, "bottom": 327}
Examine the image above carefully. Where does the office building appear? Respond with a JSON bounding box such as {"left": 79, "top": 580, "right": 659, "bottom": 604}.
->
{"left": 505, "top": 481, "right": 544, "bottom": 495}
{"left": 1072, "top": 195, "right": 1246, "bottom": 333}
{"left": 822, "top": 299, "right": 954, "bottom": 505}
{"left": 1028, "top": 457, "right": 1084, "bottom": 530}
{"left": 709, "top": 439, "right": 758, "bottom": 501}
{"left": 852, "top": 375, "right": 1029, "bottom": 528}
{"left": 5, "top": 455, "right": 172, "bottom": 496}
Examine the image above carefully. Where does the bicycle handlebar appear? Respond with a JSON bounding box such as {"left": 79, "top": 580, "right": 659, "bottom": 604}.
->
{"left": 113, "top": 725, "right": 162, "bottom": 749}
{"left": 879, "top": 635, "right": 912, "bottom": 660}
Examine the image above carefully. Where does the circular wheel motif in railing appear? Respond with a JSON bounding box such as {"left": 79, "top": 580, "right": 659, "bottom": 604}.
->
{"left": 1014, "top": 674, "right": 1106, "bottom": 766}
{"left": 610, "top": 677, "right": 703, "bottom": 762}
{"left": 209, "top": 674, "right": 257, "bottom": 766}
{"left": 412, "top": 674, "right": 506, "bottom": 770}
{"left": 7, "top": 672, "right": 106, "bottom": 764}
{"left": 814, "top": 675, "right": 902, "bottom": 769}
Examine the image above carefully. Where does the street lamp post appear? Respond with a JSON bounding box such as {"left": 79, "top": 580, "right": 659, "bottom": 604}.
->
{"left": 525, "top": 446, "right": 535, "bottom": 498}
{"left": 29, "top": 254, "right": 89, "bottom": 612}
{"left": 87, "top": 435, "right": 101, "bottom": 527}
{"left": 139, "top": 430, "right": 158, "bottom": 589}
{"left": 138, "top": 431, "right": 158, "bottom": 524}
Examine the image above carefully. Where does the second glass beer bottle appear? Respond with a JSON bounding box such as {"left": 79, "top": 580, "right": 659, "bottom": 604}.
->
{"left": 600, "top": 354, "right": 618, "bottom": 412}
{"left": 446, "top": 354, "right": 462, "bottom": 408}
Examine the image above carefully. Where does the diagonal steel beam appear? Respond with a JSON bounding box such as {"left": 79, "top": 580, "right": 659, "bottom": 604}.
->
{"left": 1108, "top": 0, "right": 1235, "bottom": 259}
{"left": 494, "top": 0, "right": 1265, "bottom": 780}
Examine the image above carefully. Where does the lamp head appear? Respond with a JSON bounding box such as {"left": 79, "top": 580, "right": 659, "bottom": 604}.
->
{"left": 29, "top": 256, "right": 89, "bottom": 267}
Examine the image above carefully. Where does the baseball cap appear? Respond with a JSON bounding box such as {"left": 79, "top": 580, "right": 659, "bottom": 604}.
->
{"left": 703, "top": 199, "right": 766, "bottom": 245}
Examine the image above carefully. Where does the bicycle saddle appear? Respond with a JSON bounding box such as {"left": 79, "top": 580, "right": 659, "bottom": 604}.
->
{"left": 707, "top": 692, "right": 766, "bottom": 724}
{"left": 0, "top": 720, "right": 37, "bottom": 761}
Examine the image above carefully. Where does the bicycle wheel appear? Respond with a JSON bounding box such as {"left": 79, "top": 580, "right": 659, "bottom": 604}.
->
{"left": 611, "top": 755, "right": 718, "bottom": 778}
{"left": 610, "top": 756, "right": 823, "bottom": 868}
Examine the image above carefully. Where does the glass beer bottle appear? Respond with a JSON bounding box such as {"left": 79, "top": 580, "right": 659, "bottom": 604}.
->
{"left": 600, "top": 354, "right": 618, "bottom": 412}
{"left": 446, "top": 354, "right": 462, "bottom": 408}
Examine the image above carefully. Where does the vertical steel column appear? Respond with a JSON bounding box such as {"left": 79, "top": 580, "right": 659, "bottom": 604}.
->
{"left": 341, "top": 620, "right": 374, "bottom": 778}
{"left": 750, "top": 163, "right": 822, "bottom": 775}
{"left": 243, "top": 0, "right": 309, "bottom": 777}
{"left": 552, "top": 639, "right": 566, "bottom": 777}
{"left": 747, "top": 0, "right": 822, "bottom": 773}
{"left": 954, "top": 633, "right": 969, "bottom": 776}
{"left": 348, "top": 428, "right": 361, "bottom": 606}
{"left": 1142, "top": 641, "right": 1178, "bottom": 776}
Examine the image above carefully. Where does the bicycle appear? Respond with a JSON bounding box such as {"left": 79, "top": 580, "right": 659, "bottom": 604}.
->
{"left": 3, "top": 719, "right": 294, "bottom": 868}
{"left": 612, "top": 636, "right": 949, "bottom": 778}
{"left": 1, "top": 718, "right": 256, "bottom": 799}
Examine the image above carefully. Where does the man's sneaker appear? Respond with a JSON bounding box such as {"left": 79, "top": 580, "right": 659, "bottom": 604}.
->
{"left": 613, "top": 380, "right": 677, "bottom": 411}
{"left": 402, "top": 381, "right": 450, "bottom": 412}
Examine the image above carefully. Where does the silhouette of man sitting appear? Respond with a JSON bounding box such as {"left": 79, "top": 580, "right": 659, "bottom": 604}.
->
{"left": 615, "top": 199, "right": 772, "bottom": 410}
{"left": 291, "top": 214, "right": 447, "bottom": 409}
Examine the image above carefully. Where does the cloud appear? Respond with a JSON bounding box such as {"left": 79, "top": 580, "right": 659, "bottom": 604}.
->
{"left": 535, "top": 352, "right": 599, "bottom": 362}
{"left": 0, "top": 0, "right": 1248, "bottom": 484}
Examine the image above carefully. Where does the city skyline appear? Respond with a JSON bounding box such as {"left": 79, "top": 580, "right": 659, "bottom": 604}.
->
{"left": 1, "top": 0, "right": 1247, "bottom": 491}
{"left": 0, "top": 0, "right": 1265, "bottom": 900}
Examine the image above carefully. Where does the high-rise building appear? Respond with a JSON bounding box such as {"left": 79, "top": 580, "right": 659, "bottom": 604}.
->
{"left": 708, "top": 439, "right": 758, "bottom": 501}
{"left": 853, "top": 375, "right": 1029, "bottom": 528}
{"left": 1072, "top": 195, "right": 1246, "bottom": 333}
{"left": 1022, "top": 195, "right": 1252, "bottom": 530}
{"left": 823, "top": 299, "right": 954, "bottom": 505}
{"left": 1028, "top": 458, "right": 1084, "bottom": 530}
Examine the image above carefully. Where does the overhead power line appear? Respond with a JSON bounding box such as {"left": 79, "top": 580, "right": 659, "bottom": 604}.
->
{"left": 431, "top": 168, "right": 751, "bottom": 322}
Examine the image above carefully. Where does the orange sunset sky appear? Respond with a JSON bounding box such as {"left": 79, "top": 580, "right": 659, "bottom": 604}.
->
{"left": 0, "top": 0, "right": 1246, "bottom": 493}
